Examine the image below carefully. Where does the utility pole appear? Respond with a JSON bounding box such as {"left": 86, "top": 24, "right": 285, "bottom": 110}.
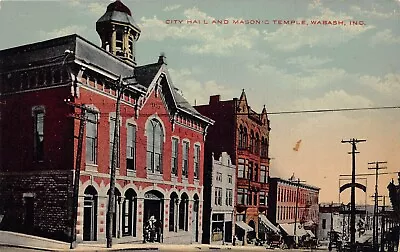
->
{"left": 380, "top": 196, "right": 386, "bottom": 252}
{"left": 329, "top": 202, "right": 334, "bottom": 251}
{"left": 370, "top": 195, "right": 383, "bottom": 251}
{"left": 341, "top": 138, "right": 366, "bottom": 252}
{"left": 368, "top": 161, "right": 387, "bottom": 251}
{"left": 293, "top": 177, "right": 306, "bottom": 248}
{"left": 65, "top": 100, "right": 97, "bottom": 249}
{"left": 106, "top": 75, "right": 139, "bottom": 248}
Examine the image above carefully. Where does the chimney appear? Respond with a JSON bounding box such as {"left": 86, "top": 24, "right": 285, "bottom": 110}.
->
{"left": 209, "top": 95, "right": 220, "bottom": 104}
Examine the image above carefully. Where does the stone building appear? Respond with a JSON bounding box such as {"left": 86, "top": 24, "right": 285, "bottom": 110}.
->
{"left": 202, "top": 152, "right": 236, "bottom": 244}
{"left": 195, "top": 91, "right": 271, "bottom": 244}
{"left": 0, "top": 0, "right": 213, "bottom": 244}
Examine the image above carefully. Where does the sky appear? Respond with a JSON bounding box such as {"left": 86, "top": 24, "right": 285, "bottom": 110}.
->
{"left": 0, "top": 0, "right": 399, "bottom": 205}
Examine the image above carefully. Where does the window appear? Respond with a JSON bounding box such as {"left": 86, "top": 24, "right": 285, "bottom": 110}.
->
{"left": 171, "top": 138, "right": 178, "bottom": 176}
{"left": 243, "top": 127, "right": 248, "bottom": 149}
{"left": 260, "top": 191, "right": 267, "bottom": 206}
{"left": 214, "top": 187, "right": 222, "bottom": 206}
{"left": 260, "top": 165, "right": 267, "bottom": 183}
{"left": 253, "top": 192, "right": 258, "bottom": 205}
{"left": 109, "top": 116, "right": 120, "bottom": 168}
{"left": 255, "top": 133, "right": 260, "bottom": 155}
{"left": 86, "top": 111, "right": 98, "bottom": 164}
{"left": 216, "top": 172, "right": 222, "bottom": 182}
{"left": 146, "top": 119, "right": 163, "bottom": 173}
{"left": 322, "top": 219, "right": 327, "bottom": 229}
{"left": 194, "top": 145, "right": 200, "bottom": 179}
{"left": 248, "top": 162, "right": 253, "bottom": 181}
{"left": 237, "top": 188, "right": 247, "bottom": 205}
{"left": 238, "top": 125, "right": 244, "bottom": 149}
{"left": 33, "top": 110, "right": 44, "bottom": 161}
{"left": 228, "top": 175, "right": 233, "bottom": 184}
{"left": 238, "top": 158, "right": 245, "bottom": 178}
{"left": 226, "top": 189, "right": 233, "bottom": 206}
{"left": 249, "top": 130, "right": 254, "bottom": 153}
{"left": 254, "top": 163, "right": 258, "bottom": 182}
{"left": 126, "top": 124, "right": 136, "bottom": 171}
{"left": 182, "top": 141, "right": 189, "bottom": 177}
{"left": 261, "top": 137, "right": 268, "bottom": 158}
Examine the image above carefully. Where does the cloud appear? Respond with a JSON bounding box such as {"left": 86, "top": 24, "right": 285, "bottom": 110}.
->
{"left": 87, "top": 2, "right": 108, "bottom": 16}
{"left": 139, "top": 7, "right": 260, "bottom": 55}
{"left": 39, "top": 25, "right": 87, "bottom": 39}
{"left": 369, "top": 29, "right": 400, "bottom": 46}
{"left": 264, "top": 6, "right": 374, "bottom": 52}
{"left": 350, "top": 5, "right": 398, "bottom": 19}
{"left": 360, "top": 73, "right": 400, "bottom": 96}
{"left": 163, "top": 4, "right": 181, "bottom": 12}
{"left": 168, "top": 68, "right": 237, "bottom": 105}
{"left": 286, "top": 55, "right": 332, "bottom": 69}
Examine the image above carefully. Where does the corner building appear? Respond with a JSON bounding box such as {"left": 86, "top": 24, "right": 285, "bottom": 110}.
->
{"left": 0, "top": 0, "right": 213, "bottom": 244}
{"left": 195, "top": 92, "right": 271, "bottom": 244}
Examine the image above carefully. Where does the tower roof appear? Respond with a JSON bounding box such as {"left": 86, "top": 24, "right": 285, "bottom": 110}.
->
{"left": 97, "top": 0, "right": 141, "bottom": 32}
{"left": 107, "top": 0, "right": 131, "bottom": 16}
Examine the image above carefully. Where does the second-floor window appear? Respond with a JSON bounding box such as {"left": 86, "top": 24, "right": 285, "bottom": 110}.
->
{"left": 86, "top": 111, "right": 98, "bottom": 164}
{"left": 237, "top": 188, "right": 248, "bottom": 205}
{"left": 171, "top": 138, "right": 178, "bottom": 176}
{"left": 260, "top": 165, "right": 267, "bottom": 183}
{"left": 126, "top": 124, "right": 136, "bottom": 171}
{"left": 146, "top": 119, "right": 163, "bottom": 174}
{"left": 194, "top": 144, "right": 200, "bottom": 179}
{"left": 182, "top": 141, "right": 189, "bottom": 177}
{"left": 33, "top": 109, "right": 44, "bottom": 161}
{"left": 214, "top": 187, "right": 222, "bottom": 206}
{"left": 216, "top": 172, "right": 222, "bottom": 182}
{"left": 109, "top": 117, "right": 120, "bottom": 168}
{"left": 238, "top": 158, "right": 245, "bottom": 178}
{"left": 260, "top": 191, "right": 267, "bottom": 205}
{"left": 226, "top": 189, "right": 233, "bottom": 206}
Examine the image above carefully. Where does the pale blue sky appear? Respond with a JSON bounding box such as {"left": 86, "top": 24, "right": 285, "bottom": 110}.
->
{"left": 1, "top": 0, "right": 399, "bottom": 204}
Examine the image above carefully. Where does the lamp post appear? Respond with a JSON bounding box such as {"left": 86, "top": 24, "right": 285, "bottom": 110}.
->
{"left": 106, "top": 75, "right": 142, "bottom": 248}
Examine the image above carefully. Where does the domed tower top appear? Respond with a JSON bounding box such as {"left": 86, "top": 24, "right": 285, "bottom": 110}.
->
{"left": 96, "top": 0, "right": 141, "bottom": 66}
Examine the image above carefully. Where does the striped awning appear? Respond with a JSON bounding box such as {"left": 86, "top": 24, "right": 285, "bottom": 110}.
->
{"left": 259, "top": 214, "right": 280, "bottom": 233}
{"left": 235, "top": 221, "right": 254, "bottom": 232}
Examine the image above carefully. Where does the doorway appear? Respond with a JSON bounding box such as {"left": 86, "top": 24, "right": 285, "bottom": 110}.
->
{"left": 83, "top": 186, "right": 97, "bottom": 241}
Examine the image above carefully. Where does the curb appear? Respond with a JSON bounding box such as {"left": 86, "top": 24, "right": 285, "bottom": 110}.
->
{"left": 0, "top": 243, "right": 59, "bottom": 251}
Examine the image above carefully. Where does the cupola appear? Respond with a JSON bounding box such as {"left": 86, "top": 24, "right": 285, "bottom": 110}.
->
{"left": 96, "top": 0, "right": 141, "bottom": 66}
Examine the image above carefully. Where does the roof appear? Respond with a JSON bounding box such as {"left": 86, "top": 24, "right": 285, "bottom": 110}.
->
{"left": 270, "top": 177, "right": 320, "bottom": 191}
{"left": 107, "top": 0, "right": 132, "bottom": 16}
{"left": 97, "top": 1, "right": 141, "bottom": 31}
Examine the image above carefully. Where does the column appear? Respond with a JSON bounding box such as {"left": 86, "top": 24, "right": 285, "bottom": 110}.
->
{"left": 163, "top": 198, "right": 170, "bottom": 242}
{"left": 76, "top": 195, "right": 85, "bottom": 242}
{"left": 111, "top": 26, "right": 116, "bottom": 54}
{"left": 136, "top": 197, "right": 144, "bottom": 241}
{"left": 175, "top": 199, "right": 180, "bottom": 232}
{"left": 117, "top": 196, "right": 124, "bottom": 238}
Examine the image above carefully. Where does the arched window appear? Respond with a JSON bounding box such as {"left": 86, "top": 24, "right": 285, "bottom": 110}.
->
{"left": 250, "top": 130, "right": 255, "bottom": 153}
{"left": 243, "top": 127, "right": 248, "bottom": 149}
{"left": 238, "top": 125, "right": 244, "bottom": 149}
{"left": 255, "top": 133, "right": 260, "bottom": 155}
{"left": 146, "top": 119, "right": 164, "bottom": 174}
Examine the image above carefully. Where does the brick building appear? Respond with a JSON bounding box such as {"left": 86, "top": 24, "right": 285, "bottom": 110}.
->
{"left": 0, "top": 0, "right": 213, "bottom": 244}
{"left": 195, "top": 91, "right": 271, "bottom": 244}
{"left": 268, "top": 177, "right": 320, "bottom": 239}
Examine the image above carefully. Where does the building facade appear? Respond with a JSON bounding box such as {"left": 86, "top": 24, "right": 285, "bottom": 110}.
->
{"left": 268, "top": 177, "right": 320, "bottom": 238}
{"left": 202, "top": 152, "right": 236, "bottom": 244}
{"left": 0, "top": 0, "right": 213, "bottom": 244}
{"left": 195, "top": 92, "right": 271, "bottom": 244}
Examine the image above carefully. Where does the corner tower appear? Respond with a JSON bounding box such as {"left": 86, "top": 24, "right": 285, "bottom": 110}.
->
{"left": 96, "top": 0, "right": 141, "bottom": 66}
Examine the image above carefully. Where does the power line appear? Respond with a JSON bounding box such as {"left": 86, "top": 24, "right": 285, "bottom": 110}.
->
{"left": 268, "top": 105, "right": 400, "bottom": 115}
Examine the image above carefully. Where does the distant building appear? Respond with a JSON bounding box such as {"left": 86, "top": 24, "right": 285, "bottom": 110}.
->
{"left": 195, "top": 91, "right": 271, "bottom": 244}
{"left": 268, "top": 177, "right": 320, "bottom": 240}
{"left": 202, "top": 152, "right": 236, "bottom": 244}
{"left": 0, "top": 0, "right": 214, "bottom": 244}
{"left": 318, "top": 203, "right": 344, "bottom": 241}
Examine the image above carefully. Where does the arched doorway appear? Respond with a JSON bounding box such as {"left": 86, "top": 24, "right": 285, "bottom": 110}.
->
{"left": 107, "top": 188, "right": 121, "bottom": 238}
{"left": 144, "top": 190, "right": 164, "bottom": 242}
{"left": 83, "top": 186, "right": 98, "bottom": 241}
{"left": 169, "top": 192, "right": 178, "bottom": 232}
{"left": 248, "top": 220, "right": 256, "bottom": 240}
{"left": 122, "top": 189, "right": 137, "bottom": 237}
{"left": 179, "top": 193, "right": 189, "bottom": 231}
{"left": 192, "top": 194, "right": 199, "bottom": 242}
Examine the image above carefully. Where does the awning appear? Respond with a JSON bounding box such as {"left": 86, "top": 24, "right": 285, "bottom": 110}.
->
{"left": 303, "top": 220, "right": 316, "bottom": 227}
{"left": 236, "top": 221, "right": 254, "bottom": 232}
{"left": 279, "top": 223, "right": 308, "bottom": 237}
{"left": 259, "top": 214, "right": 280, "bottom": 233}
{"left": 306, "top": 230, "right": 315, "bottom": 238}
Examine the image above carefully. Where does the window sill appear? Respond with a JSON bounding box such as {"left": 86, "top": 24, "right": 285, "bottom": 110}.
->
{"left": 147, "top": 172, "right": 163, "bottom": 180}
{"left": 85, "top": 163, "right": 98, "bottom": 172}
{"left": 127, "top": 170, "right": 136, "bottom": 177}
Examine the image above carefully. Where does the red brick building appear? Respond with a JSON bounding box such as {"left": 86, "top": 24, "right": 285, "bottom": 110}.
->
{"left": 195, "top": 91, "right": 271, "bottom": 244}
{"left": 0, "top": 0, "right": 213, "bottom": 244}
{"left": 268, "top": 177, "right": 320, "bottom": 239}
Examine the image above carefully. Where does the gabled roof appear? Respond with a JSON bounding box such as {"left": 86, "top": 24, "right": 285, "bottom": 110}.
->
{"left": 135, "top": 62, "right": 214, "bottom": 125}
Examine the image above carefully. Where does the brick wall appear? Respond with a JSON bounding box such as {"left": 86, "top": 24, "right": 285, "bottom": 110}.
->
{"left": 0, "top": 170, "right": 73, "bottom": 242}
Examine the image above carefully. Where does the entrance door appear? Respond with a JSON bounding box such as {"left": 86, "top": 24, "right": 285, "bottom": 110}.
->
{"left": 143, "top": 190, "right": 164, "bottom": 242}
{"left": 83, "top": 186, "right": 98, "bottom": 241}
{"left": 24, "top": 196, "right": 34, "bottom": 234}
{"left": 192, "top": 199, "right": 199, "bottom": 242}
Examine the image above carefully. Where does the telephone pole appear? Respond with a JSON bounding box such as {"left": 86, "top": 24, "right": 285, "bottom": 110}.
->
{"left": 368, "top": 161, "right": 387, "bottom": 251}
{"left": 341, "top": 138, "right": 366, "bottom": 252}
{"left": 380, "top": 196, "right": 386, "bottom": 252}
{"left": 106, "top": 75, "right": 140, "bottom": 248}
{"left": 293, "top": 177, "right": 306, "bottom": 248}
